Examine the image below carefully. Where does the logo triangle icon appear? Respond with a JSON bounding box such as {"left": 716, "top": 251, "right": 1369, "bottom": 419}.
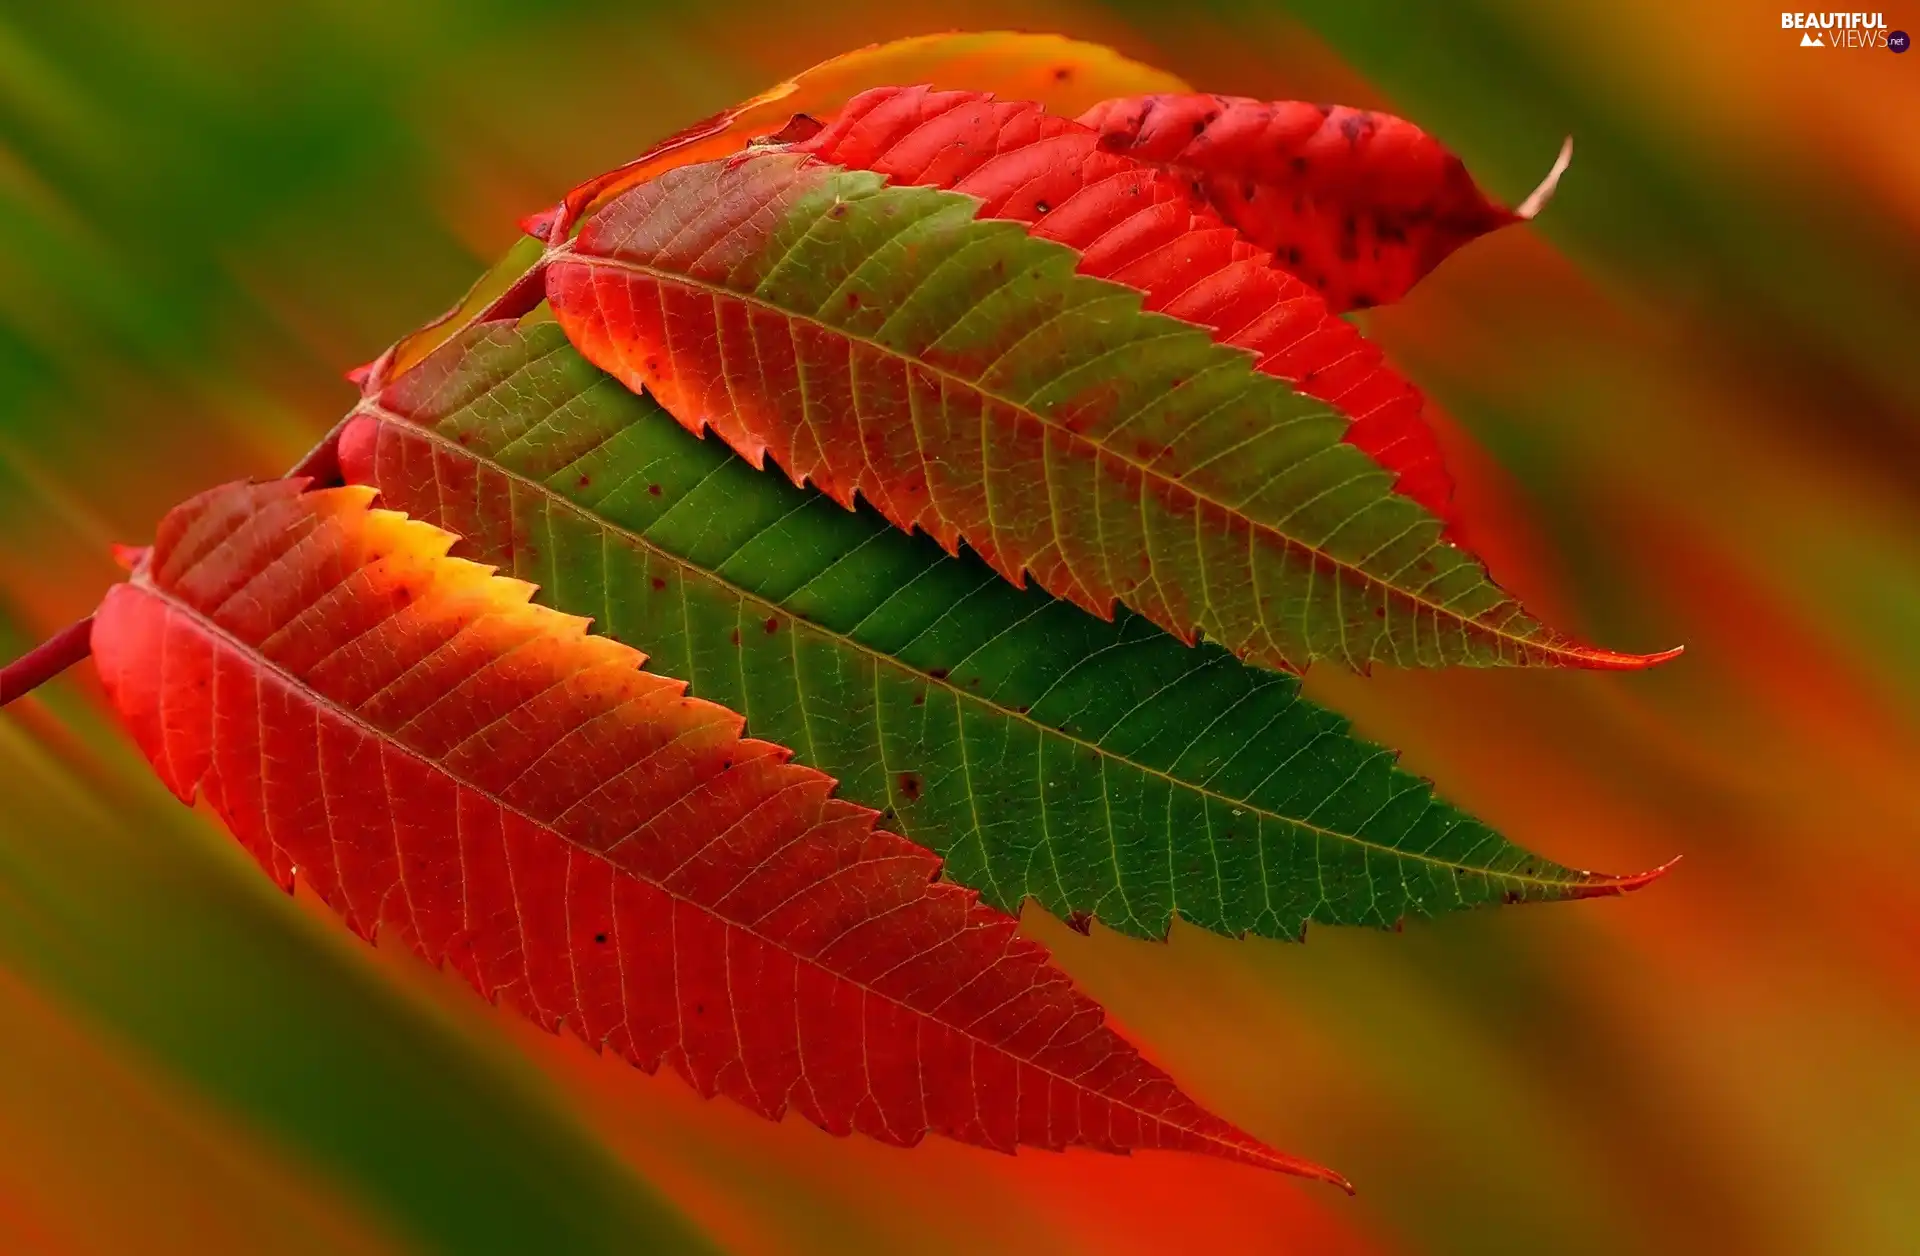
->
{"left": 1800, "top": 30, "right": 1824, "bottom": 45}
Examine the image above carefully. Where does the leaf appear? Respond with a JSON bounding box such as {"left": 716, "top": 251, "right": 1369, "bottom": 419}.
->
{"left": 381, "top": 34, "right": 1188, "bottom": 384}
{"left": 549, "top": 82, "right": 1460, "bottom": 531}
{"left": 543, "top": 88, "right": 1676, "bottom": 673}
{"left": 1077, "top": 94, "right": 1570, "bottom": 314}
{"left": 338, "top": 321, "right": 1665, "bottom": 944}
{"left": 87, "top": 478, "right": 1343, "bottom": 1184}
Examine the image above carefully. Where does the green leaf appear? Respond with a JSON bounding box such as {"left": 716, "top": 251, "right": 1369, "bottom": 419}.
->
{"left": 340, "top": 321, "right": 1658, "bottom": 943}
{"left": 546, "top": 128, "right": 1677, "bottom": 674}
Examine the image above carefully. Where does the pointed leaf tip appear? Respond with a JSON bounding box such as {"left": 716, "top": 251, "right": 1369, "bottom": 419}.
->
{"left": 1298, "top": 1158, "right": 1357, "bottom": 1195}
{"left": 1516, "top": 136, "right": 1574, "bottom": 220}
{"left": 1572, "top": 642, "right": 1685, "bottom": 671}
{"left": 1569, "top": 854, "right": 1683, "bottom": 900}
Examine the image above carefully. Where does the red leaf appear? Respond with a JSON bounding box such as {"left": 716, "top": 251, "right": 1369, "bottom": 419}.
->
{"left": 88, "top": 479, "right": 1346, "bottom": 1185}
{"left": 1078, "top": 94, "right": 1569, "bottom": 314}
{"left": 784, "top": 86, "right": 1455, "bottom": 522}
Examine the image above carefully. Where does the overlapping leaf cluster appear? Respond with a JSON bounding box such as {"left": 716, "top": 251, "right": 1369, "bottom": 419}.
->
{"left": 1, "top": 32, "right": 1676, "bottom": 1186}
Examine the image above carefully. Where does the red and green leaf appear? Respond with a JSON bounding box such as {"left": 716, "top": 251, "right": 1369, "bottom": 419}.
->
{"left": 1077, "top": 94, "right": 1570, "bottom": 314}
{"left": 89, "top": 479, "right": 1344, "bottom": 1184}
{"left": 543, "top": 87, "right": 1674, "bottom": 673}
{"left": 338, "top": 321, "right": 1663, "bottom": 944}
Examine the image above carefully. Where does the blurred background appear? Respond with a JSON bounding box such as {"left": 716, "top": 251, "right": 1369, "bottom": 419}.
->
{"left": 1, "top": 2, "right": 1916, "bottom": 1253}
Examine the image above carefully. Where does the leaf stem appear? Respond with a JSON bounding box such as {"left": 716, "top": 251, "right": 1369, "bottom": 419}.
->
{"left": 0, "top": 615, "right": 95, "bottom": 707}
{"left": 2, "top": 419, "right": 352, "bottom": 709}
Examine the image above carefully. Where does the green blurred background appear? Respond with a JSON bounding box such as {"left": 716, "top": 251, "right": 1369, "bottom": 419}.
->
{"left": 2, "top": 3, "right": 1916, "bottom": 1253}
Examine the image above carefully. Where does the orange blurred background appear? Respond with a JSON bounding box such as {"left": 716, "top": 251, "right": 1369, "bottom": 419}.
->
{"left": 1, "top": 3, "right": 1916, "bottom": 1253}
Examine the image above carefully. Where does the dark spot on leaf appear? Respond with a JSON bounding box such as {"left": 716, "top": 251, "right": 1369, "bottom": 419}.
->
{"left": 1242, "top": 181, "right": 1257, "bottom": 201}
{"left": 648, "top": 484, "right": 662, "bottom": 496}
{"left": 1052, "top": 65, "right": 1073, "bottom": 82}
{"left": 1015, "top": 705, "right": 1029, "bottom": 715}
{"left": 594, "top": 933, "right": 607, "bottom": 944}
{"left": 576, "top": 473, "right": 591, "bottom": 487}
{"left": 1065, "top": 910, "right": 1093, "bottom": 936}
{"left": 1291, "top": 156, "right": 1309, "bottom": 175}
{"left": 650, "top": 576, "right": 667, "bottom": 591}
{"left": 846, "top": 292, "right": 861, "bottom": 309}
{"left": 928, "top": 667, "right": 949, "bottom": 680}
{"left": 694, "top": 1002, "right": 706, "bottom": 1015}
{"left": 828, "top": 202, "right": 849, "bottom": 219}
{"left": 1034, "top": 199, "right": 1050, "bottom": 215}
{"left": 729, "top": 628, "right": 741, "bottom": 646}
{"left": 1285, "top": 246, "right": 1303, "bottom": 265}
{"left": 898, "top": 772, "right": 923, "bottom": 802}
{"left": 911, "top": 693, "right": 924, "bottom": 706}
{"left": 764, "top": 616, "right": 779, "bottom": 635}
{"left": 1352, "top": 293, "right": 1377, "bottom": 310}
{"left": 1373, "top": 605, "right": 1386, "bottom": 618}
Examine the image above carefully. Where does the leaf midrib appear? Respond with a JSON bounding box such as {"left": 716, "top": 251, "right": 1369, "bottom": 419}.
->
{"left": 364, "top": 399, "right": 1610, "bottom": 896}
{"left": 130, "top": 561, "right": 1278, "bottom": 1162}
{"left": 557, "top": 246, "right": 1576, "bottom": 663}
